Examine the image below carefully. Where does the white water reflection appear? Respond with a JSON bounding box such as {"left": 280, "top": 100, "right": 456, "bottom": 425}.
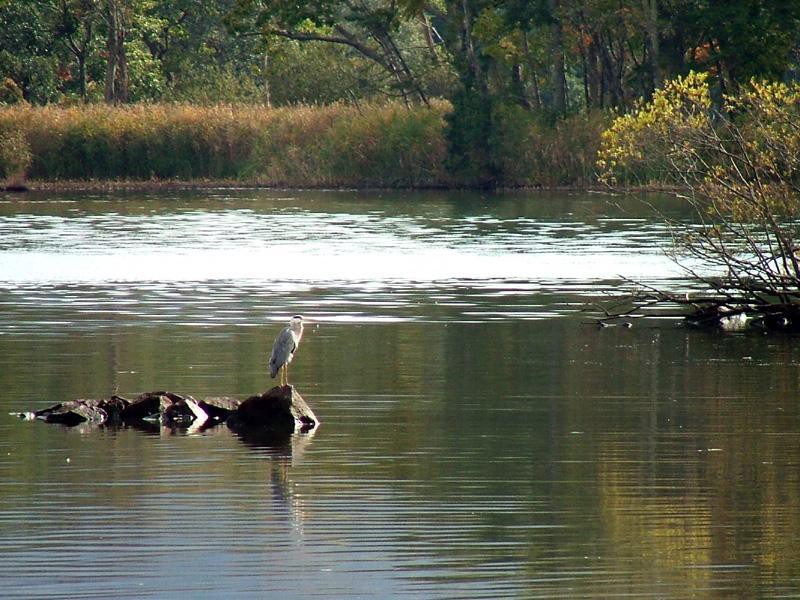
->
{"left": 0, "top": 246, "right": 681, "bottom": 283}
{"left": 0, "top": 196, "right": 686, "bottom": 284}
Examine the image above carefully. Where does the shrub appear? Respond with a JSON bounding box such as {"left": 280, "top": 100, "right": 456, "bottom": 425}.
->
{"left": 596, "top": 71, "right": 800, "bottom": 330}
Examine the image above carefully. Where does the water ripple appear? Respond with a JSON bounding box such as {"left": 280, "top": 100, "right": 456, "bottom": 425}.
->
{"left": 0, "top": 193, "right": 686, "bottom": 285}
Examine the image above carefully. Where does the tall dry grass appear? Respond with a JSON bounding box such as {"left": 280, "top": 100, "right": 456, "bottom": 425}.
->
{"left": 0, "top": 101, "right": 610, "bottom": 188}
{"left": 253, "top": 101, "right": 450, "bottom": 186}
{"left": 492, "top": 106, "right": 611, "bottom": 187}
{"left": 0, "top": 102, "right": 451, "bottom": 186}
{"left": 0, "top": 124, "right": 31, "bottom": 185}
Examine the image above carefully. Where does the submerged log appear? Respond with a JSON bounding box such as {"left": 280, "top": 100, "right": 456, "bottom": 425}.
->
{"left": 14, "top": 386, "right": 319, "bottom": 433}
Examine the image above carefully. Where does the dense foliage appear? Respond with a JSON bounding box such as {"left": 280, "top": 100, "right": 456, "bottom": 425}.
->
{"left": 3, "top": 1, "right": 798, "bottom": 108}
{"left": 1, "top": 0, "right": 799, "bottom": 185}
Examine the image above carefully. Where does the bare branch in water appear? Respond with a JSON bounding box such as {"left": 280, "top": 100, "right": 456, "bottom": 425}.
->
{"left": 595, "top": 75, "right": 800, "bottom": 331}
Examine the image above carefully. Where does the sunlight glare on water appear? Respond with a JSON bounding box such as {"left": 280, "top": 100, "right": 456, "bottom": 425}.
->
{"left": 0, "top": 191, "right": 684, "bottom": 284}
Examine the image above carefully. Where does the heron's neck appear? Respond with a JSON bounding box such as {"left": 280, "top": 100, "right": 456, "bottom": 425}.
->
{"left": 291, "top": 322, "right": 304, "bottom": 339}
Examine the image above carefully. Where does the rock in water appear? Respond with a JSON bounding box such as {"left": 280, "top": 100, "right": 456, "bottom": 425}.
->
{"left": 121, "top": 391, "right": 181, "bottom": 422}
{"left": 227, "top": 386, "right": 319, "bottom": 434}
{"left": 14, "top": 386, "right": 319, "bottom": 434}
{"left": 15, "top": 396, "right": 130, "bottom": 426}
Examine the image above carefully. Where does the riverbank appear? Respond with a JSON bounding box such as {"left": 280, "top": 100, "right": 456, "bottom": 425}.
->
{"left": 0, "top": 102, "right": 608, "bottom": 190}
{"left": 4, "top": 179, "right": 680, "bottom": 196}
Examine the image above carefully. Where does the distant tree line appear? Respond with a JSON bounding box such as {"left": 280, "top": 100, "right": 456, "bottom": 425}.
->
{"left": 1, "top": 1, "right": 799, "bottom": 184}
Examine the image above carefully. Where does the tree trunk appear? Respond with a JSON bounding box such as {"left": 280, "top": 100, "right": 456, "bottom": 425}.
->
{"left": 373, "top": 32, "right": 412, "bottom": 107}
{"left": 421, "top": 14, "right": 439, "bottom": 64}
{"left": 382, "top": 30, "right": 429, "bottom": 106}
{"left": 511, "top": 63, "right": 530, "bottom": 109}
{"left": 548, "top": 0, "right": 567, "bottom": 115}
{"left": 104, "top": 0, "right": 129, "bottom": 104}
{"left": 78, "top": 55, "right": 87, "bottom": 100}
{"left": 522, "top": 32, "right": 541, "bottom": 109}
{"left": 104, "top": 2, "right": 117, "bottom": 103}
{"left": 459, "top": 0, "right": 483, "bottom": 87}
{"left": 588, "top": 34, "right": 602, "bottom": 108}
{"left": 642, "top": 0, "right": 661, "bottom": 93}
{"left": 598, "top": 33, "right": 623, "bottom": 108}
{"left": 262, "top": 50, "right": 271, "bottom": 107}
{"left": 116, "top": 21, "right": 128, "bottom": 102}
{"left": 531, "top": 71, "right": 542, "bottom": 109}
{"left": 59, "top": 0, "right": 95, "bottom": 102}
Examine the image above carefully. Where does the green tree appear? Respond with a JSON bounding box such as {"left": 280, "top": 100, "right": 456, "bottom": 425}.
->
{"left": 661, "top": 0, "right": 800, "bottom": 92}
{"left": 230, "top": 0, "right": 438, "bottom": 106}
{"left": 0, "top": 2, "right": 61, "bottom": 103}
{"left": 140, "top": 0, "right": 266, "bottom": 101}
{"left": 52, "top": 0, "right": 102, "bottom": 100}
{"left": 103, "top": 0, "right": 130, "bottom": 103}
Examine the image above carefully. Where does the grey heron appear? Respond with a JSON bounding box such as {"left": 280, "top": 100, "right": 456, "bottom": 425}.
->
{"left": 269, "top": 315, "right": 304, "bottom": 386}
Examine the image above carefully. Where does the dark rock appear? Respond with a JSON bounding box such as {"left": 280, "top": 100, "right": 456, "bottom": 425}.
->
{"left": 100, "top": 395, "right": 131, "bottom": 424}
{"left": 120, "top": 391, "right": 183, "bottom": 422}
{"left": 16, "top": 387, "right": 318, "bottom": 434}
{"left": 197, "top": 396, "right": 241, "bottom": 421}
{"left": 161, "top": 401, "right": 195, "bottom": 426}
{"left": 227, "top": 386, "right": 319, "bottom": 434}
{"left": 23, "top": 396, "right": 131, "bottom": 426}
{"left": 43, "top": 401, "right": 105, "bottom": 426}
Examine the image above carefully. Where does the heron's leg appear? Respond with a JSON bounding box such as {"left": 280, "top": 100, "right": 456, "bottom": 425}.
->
{"left": 285, "top": 363, "right": 290, "bottom": 385}
{"left": 280, "top": 365, "right": 286, "bottom": 386}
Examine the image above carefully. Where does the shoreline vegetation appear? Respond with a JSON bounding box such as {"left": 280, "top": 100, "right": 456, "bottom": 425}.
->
{"left": 0, "top": 101, "right": 610, "bottom": 191}
{"left": 3, "top": 1, "right": 798, "bottom": 196}
{"left": 3, "top": 181, "right": 597, "bottom": 192}
{"left": 11, "top": 180, "right": 680, "bottom": 194}
{"left": 595, "top": 73, "right": 800, "bottom": 332}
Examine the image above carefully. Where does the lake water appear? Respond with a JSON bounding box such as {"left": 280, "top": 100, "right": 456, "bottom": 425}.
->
{"left": 1, "top": 189, "right": 799, "bottom": 599}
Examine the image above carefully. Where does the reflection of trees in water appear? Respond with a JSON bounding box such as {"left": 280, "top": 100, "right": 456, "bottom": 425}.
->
{"left": 558, "top": 324, "right": 800, "bottom": 595}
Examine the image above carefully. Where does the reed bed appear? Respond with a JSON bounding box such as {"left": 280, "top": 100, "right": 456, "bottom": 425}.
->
{"left": 0, "top": 102, "right": 450, "bottom": 186}
{"left": 0, "top": 101, "right": 606, "bottom": 188}
{"left": 491, "top": 106, "right": 610, "bottom": 187}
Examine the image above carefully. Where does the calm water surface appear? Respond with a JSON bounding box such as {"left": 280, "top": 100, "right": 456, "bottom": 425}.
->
{"left": 0, "top": 189, "right": 799, "bottom": 599}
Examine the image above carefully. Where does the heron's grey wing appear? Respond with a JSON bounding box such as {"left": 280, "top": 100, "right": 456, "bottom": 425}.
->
{"left": 269, "top": 327, "right": 295, "bottom": 378}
